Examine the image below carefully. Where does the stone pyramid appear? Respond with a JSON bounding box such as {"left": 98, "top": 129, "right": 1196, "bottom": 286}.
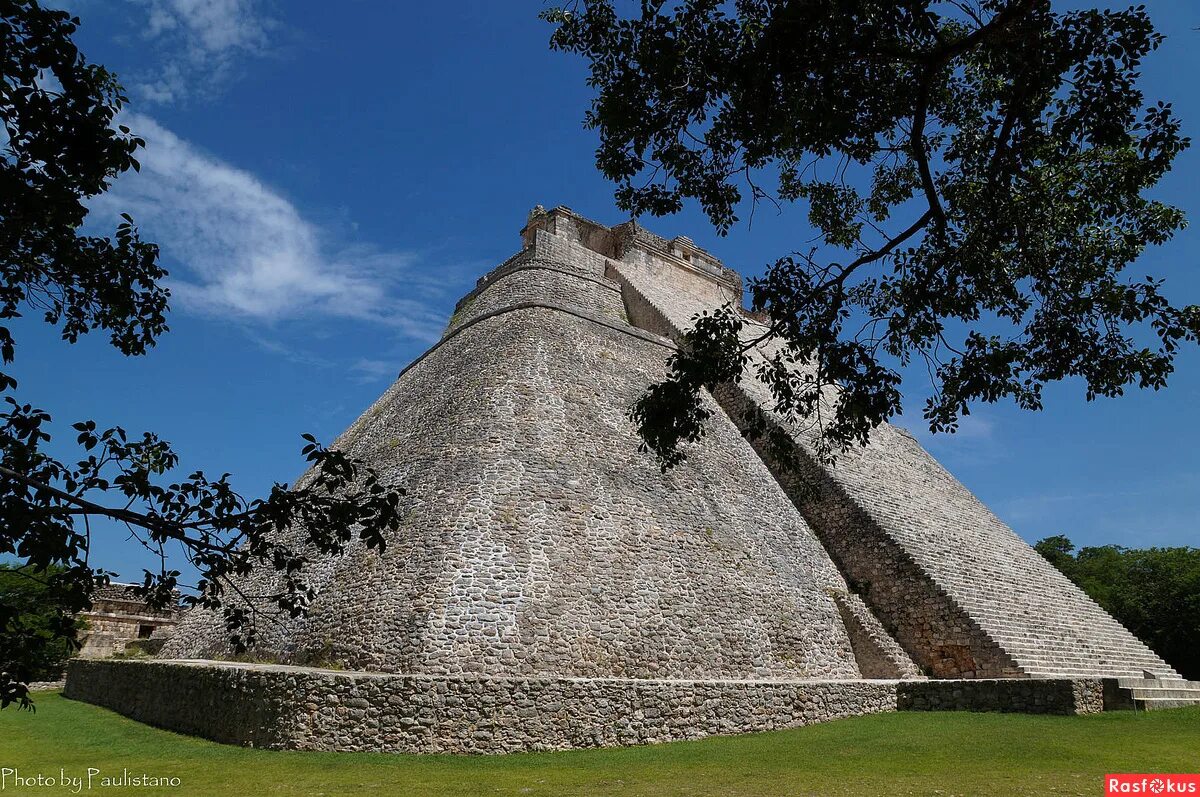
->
{"left": 161, "top": 206, "right": 1177, "bottom": 685}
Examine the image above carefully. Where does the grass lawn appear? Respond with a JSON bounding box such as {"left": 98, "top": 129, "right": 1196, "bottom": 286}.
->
{"left": 0, "top": 692, "right": 1197, "bottom": 796}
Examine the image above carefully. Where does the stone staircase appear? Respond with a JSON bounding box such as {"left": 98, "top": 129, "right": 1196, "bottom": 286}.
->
{"left": 962, "top": 612, "right": 1179, "bottom": 681}
{"left": 1106, "top": 677, "right": 1200, "bottom": 710}
{"left": 605, "top": 248, "right": 1189, "bottom": 694}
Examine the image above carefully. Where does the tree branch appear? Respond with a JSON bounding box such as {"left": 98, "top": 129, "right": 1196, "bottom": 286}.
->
{"left": 924, "top": 0, "right": 1041, "bottom": 65}
{"left": 0, "top": 465, "right": 233, "bottom": 555}
{"left": 910, "top": 70, "right": 947, "bottom": 231}
{"left": 739, "top": 208, "right": 936, "bottom": 356}
{"left": 910, "top": 0, "right": 1041, "bottom": 232}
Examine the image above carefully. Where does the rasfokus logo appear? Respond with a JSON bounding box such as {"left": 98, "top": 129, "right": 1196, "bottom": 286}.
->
{"left": 1107, "top": 774, "right": 1200, "bottom": 794}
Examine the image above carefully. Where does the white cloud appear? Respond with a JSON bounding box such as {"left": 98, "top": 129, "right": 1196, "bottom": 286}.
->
{"left": 144, "top": 0, "right": 266, "bottom": 52}
{"left": 128, "top": 0, "right": 271, "bottom": 104}
{"left": 91, "top": 113, "right": 452, "bottom": 343}
{"left": 349, "top": 358, "right": 398, "bottom": 384}
{"left": 893, "top": 401, "right": 1005, "bottom": 468}
{"left": 895, "top": 405, "right": 996, "bottom": 443}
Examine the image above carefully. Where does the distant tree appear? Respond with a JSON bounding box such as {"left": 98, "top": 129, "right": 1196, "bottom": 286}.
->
{"left": 1035, "top": 536, "right": 1200, "bottom": 680}
{"left": 545, "top": 1, "right": 1198, "bottom": 467}
{"left": 0, "top": 564, "right": 79, "bottom": 682}
{"left": 0, "top": 1, "right": 403, "bottom": 710}
{"left": 1032, "top": 534, "right": 1075, "bottom": 572}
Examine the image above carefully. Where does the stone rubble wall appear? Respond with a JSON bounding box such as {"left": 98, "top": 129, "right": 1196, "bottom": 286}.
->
{"left": 164, "top": 228, "right": 865, "bottom": 682}
{"left": 68, "top": 660, "right": 897, "bottom": 754}
{"left": 832, "top": 593, "right": 925, "bottom": 680}
{"left": 27, "top": 679, "right": 66, "bottom": 691}
{"left": 896, "top": 678, "right": 1105, "bottom": 714}
{"left": 64, "top": 659, "right": 1103, "bottom": 755}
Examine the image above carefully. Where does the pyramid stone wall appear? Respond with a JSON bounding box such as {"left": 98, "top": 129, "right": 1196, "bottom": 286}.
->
{"left": 165, "top": 204, "right": 1178, "bottom": 687}
{"left": 163, "top": 224, "right": 870, "bottom": 681}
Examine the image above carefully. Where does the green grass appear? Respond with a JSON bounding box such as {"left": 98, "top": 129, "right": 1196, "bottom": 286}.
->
{"left": 1, "top": 692, "right": 1197, "bottom": 796}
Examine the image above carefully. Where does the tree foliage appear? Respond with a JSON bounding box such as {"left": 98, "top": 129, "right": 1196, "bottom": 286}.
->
{"left": 1035, "top": 535, "right": 1200, "bottom": 680}
{"left": 0, "top": 1, "right": 404, "bottom": 710}
{"left": 545, "top": 0, "right": 1197, "bottom": 464}
{"left": 0, "top": 564, "right": 79, "bottom": 682}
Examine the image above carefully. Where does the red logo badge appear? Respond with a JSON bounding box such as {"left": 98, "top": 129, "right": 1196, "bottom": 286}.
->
{"left": 1106, "top": 775, "right": 1200, "bottom": 795}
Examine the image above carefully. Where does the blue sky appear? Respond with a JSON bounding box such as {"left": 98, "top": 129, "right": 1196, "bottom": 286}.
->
{"left": 12, "top": 1, "right": 1198, "bottom": 583}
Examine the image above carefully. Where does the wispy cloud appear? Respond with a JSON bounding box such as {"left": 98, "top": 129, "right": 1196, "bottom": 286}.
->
{"left": 998, "top": 472, "right": 1200, "bottom": 548}
{"left": 893, "top": 400, "right": 1002, "bottom": 465}
{"left": 349, "top": 358, "right": 399, "bottom": 384}
{"left": 128, "top": 0, "right": 272, "bottom": 104}
{"left": 90, "top": 113, "right": 455, "bottom": 344}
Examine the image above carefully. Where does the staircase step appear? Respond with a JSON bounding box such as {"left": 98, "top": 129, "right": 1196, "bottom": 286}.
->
{"left": 1012, "top": 656, "right": 1164, "bottom": 666}
{"left": 1117, "top": 677, "right": 1200, "bottom": 689}
{"left": 986, "top": 628, "right": 1155, "bottom": 645}
{"left": 1024, "top": 668, "right": 1168, "bottom": 679}
{"left": 1129, "top": 688, "right": 1200, "bottom": 700}
{"left": 980, "top": 625, "right": 1156, "bottom": 646}
{"left": 1134, "top": 697, "right": 1200, "bottom": 711}
{"left": 1102, "top": 677, "right": 1200, "bottom": 711}
{"left": 1003, "top": 644, "right": 1157, "bottom": 656}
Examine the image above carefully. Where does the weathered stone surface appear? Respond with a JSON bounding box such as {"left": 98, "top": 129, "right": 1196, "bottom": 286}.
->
{"left": 897, "top": 677, "right": 1104, "bottom": 715}
{"left": 65, "top": 660, "right": 1105, "bottom": 753}
{"left": 65, "top": 659, "right": 898, "bottom": 753}
{"left": 163, "top": 217, "right": 863, "bottom": 683}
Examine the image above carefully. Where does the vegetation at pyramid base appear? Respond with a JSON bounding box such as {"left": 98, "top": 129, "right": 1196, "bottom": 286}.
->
{"left": 1035, "top": 535, "right": 1200, "bottom": 680}
{"left": 546, "top": 0, "right": 1200, "bottom": 467}
{"left": 0, "top": 1, "right": 404, "bottom": 711}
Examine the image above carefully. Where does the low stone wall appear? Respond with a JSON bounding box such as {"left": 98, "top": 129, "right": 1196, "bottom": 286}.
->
{"left": 66, "top": 659, "right": 897, "bottom": 754}
{"left": 26, "top": 679, "right": 66, "bottom": 691}
{"left": 64, "top": 660, "right": 1105, "bottom": 755}
{"left": 897, "top": 678, "right": 1105, "bottom": 715}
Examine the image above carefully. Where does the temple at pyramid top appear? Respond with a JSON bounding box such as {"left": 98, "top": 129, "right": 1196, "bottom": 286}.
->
{"left": 522, "top": 205, "right": 739, "bottom": 288}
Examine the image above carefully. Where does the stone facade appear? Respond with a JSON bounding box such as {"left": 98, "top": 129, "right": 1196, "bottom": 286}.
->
{"left": 65, "top": 659, "right": 1103, "bottom": 754}
{"left": 64, "top": 205, "right": 1181, "bottom": 753}
{"left": 76, "top": 583, "right": 183, "bottom": 658}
